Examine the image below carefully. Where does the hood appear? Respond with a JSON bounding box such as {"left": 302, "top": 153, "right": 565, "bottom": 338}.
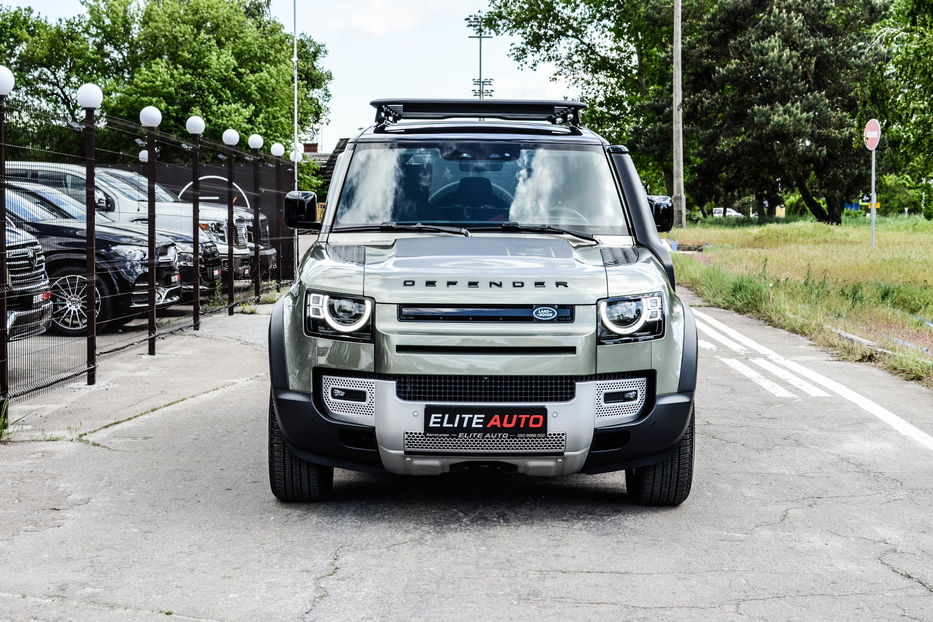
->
{"left": 355, "top": 236, "right": 609, "bottom": 304}
{"left": 32, "top": 219, "right": 173, "bottom": 248}
{"left": 5, "top": 224, "right": 39, "bottom": 247}
{"left": 114, "top": 222, "right": 217, "bottom": 249}
{"left": 183, "top": 201, "right": 253, "bottom": 222}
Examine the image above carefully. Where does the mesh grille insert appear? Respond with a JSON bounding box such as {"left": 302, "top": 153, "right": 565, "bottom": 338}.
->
{"left": 396, "top": 375, "right": 576, "bottom": 403}
{"left": 404, "top": 432, "right": 566, "bottom": 455}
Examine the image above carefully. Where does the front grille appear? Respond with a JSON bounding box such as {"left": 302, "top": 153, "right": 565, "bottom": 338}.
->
{"left": 396, "top": 375, "right": 577, "bottom": 403}
{"left": 403, "top": 431, "right": 566, "bottom": 455}
{"left": 7, "top": 242, "right": 47, "bottom": 290}
{"left": 398, "top": 304, "right": 574, "bottom": 323}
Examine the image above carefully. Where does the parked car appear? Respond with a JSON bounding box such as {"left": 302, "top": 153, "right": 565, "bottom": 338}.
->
{"left": 4, "top": 224, "right": 52, "bottom": 341}
{"left": 99, "top": 168, "right": 275, "bottom": 279}
{"left": 268, "top": 99, "right": 697, "bottom": 506}
{"left": 7, "top": 180, "right": 222, "bottom": 301}
{"left": 712, "top": 207, "right": 747, "bottom": 218}
{"left": 5, "top": 189, "right": 181, "bottom": 336}
{"left": 5, "top": 162, "right": 252, "bottom": 283}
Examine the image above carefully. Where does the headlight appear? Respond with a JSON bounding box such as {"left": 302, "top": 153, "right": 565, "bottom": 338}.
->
{"left": 175, "top": 243, "right": 194, "bottom": 266}
{"left": 112, "top": 245, "right": 147, "bottom": 262}
{"left": 164, "top": 245, "right": 179, "bottom": 265}
{"left": 202, "top": 221, "right": 227, "bottom": 243}
{"left": 306, "top": 291, "right": 373, "bottom": 341}
{"left": 598, "top": 292, "right": 665, "bottom": 344}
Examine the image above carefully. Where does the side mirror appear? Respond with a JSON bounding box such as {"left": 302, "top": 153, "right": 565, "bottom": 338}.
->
{"left": 284, "top": 190, "right": 320, "bottom": 230}
{"left": 646, "top": 195, "right": 674, "bottom": 233}
{"left": 95, "top": 189, "right": 106, "bottom": 209}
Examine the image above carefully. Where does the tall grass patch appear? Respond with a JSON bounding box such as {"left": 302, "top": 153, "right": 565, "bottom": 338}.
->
{"left": 669, "top": 216, "right": 933, "bottom": 387}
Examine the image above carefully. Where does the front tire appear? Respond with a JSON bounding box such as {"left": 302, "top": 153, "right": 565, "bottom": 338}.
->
{"left": 268, "top": 394, "right": 333, "bottom": 502}
{"left": 48, "top": 268, "right": 112, "bottom": 337}
{"left": 625, "top": 405, "right": 694, "bottom": 506}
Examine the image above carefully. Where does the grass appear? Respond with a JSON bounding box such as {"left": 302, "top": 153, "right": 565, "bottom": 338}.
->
{"left": 666, "top": 215, "right": 933, "bottom": 387}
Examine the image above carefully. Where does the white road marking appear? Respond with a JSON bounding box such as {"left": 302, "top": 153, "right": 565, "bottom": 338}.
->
{"left": 750, "top": 357, "right": 831, "bottom": 397}
{"left": 698, "top": 339, "right": 717, "bottom": 351}
{"left": 694, "top": 309, "right": 933, "bottom": 452}
{"left": 719, "top": 357, "right": 797, "bottom": 398}
{"left": 696, "top": 321, "right": 746, "bottom": 353}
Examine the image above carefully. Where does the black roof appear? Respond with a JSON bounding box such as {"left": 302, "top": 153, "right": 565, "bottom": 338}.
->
{"left": 370, "top": 99, "right": 586, "bottom": 127}
{"left": 357, "top": 99, "right": 604, "bottom": 143}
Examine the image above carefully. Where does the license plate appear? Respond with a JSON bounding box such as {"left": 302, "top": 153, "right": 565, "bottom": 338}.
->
{"left": 424, "top": 405, "right": 547, "bottom": 438}
{"left": 33, "top": 293, "right": 45, "bottom": 305}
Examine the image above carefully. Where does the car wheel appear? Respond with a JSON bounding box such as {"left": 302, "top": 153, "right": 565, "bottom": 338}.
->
{"left": 625, "top": 405, "right": 694, "bottom": 506}
{"left": 48, "top": 268, "right": 112, "bottom": 337}
{"left": 268, "top": 393, "right": 333, "bottom": 502}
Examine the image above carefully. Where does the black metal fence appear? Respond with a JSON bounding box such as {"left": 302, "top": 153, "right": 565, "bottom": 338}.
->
{"left": 0, "top": 98, "right": 300, "bottom": 416}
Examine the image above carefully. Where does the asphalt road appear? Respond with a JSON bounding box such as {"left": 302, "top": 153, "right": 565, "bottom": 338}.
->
{"left": 2, "top": 290, "right": 932, "bottom": 621}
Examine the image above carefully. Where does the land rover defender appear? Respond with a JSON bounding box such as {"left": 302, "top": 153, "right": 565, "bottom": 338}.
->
{"left": 268, "top": 100, "right": 697, "bottom": 506}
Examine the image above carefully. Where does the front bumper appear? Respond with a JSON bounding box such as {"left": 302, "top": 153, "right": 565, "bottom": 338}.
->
{"left": 270, "top": 383, "right": 693, "bottom": 476}
{"left": 7, "top": 299, "right": 53, "bottom": 341}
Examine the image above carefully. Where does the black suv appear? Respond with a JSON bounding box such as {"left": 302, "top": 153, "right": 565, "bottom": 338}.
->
{"left": 5, "top": 189, "right": 181, "bottom": 336}
{"left": 8, "top": 181, "right": 221, "bottom": 301}
{"left": 4, "top": 224, "right": 52, "bottom": 341}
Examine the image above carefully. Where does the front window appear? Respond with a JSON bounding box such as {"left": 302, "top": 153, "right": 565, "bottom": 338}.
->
{"left": 333, "top": 141, "right": 629, "bottom": 235}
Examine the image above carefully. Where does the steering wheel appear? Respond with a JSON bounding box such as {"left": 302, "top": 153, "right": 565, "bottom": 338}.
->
{"left": 427, "top": 181, "right": 514, "bottom": 207}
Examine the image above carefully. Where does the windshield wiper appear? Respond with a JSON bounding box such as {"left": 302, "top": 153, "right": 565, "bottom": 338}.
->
{"left": 333, "top": 222, "right": 471, "bottom": 237}
{"left": 468, "top": 222, "right": 597, "bottom": 243}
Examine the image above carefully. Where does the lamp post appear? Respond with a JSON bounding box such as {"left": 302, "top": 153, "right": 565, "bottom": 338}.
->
{"left": 0, "top": 66, "right": 14, "bottom": 410}
{"left": 672, "top": 0, "right": 686, "bottom": 229}
{"left": 270, "top": 142, "right": 285, "bottom": 286}
{"left": 222, "top": 129, "right": 239, "bottom": 316}
{"left": 248, "top": 133, "right": 263, "bottom": 300}
{"left": 289, "top": 147, "right": 302, "bottom": 280}
{"left": 139, "top": 105, "right": 162, "bottom": 355}
{"left": 77, "top": 83, "right": 103, "bottom": 382}
{"left": 186, "top": 115, "right": 205, "bottom": 329}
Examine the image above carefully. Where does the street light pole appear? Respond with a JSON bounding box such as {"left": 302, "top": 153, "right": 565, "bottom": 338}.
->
{"left": 248, "top": 133, "right": 263, "bottom": 301}
{"left": 0, "top": 66, "right": 13, "bottom": 409}
{"left": 672, "top": 0, "right": 686, "bottom": 229}
{"left": 186, "top": 115, "right": 205, "bottom": 330}
{"left": 77, "top": 83, "right": 103, "bottom": 378}
{"left": 140, "top": 105, "right": 162, "bottom": 355}
{"left": 222, "top": 129, "right": 240, "bottom": 316}
{"left": 270, "top": 142, "right": 285, "bottom": 286}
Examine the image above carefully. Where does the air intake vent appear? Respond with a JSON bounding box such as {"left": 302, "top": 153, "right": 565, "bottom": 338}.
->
{"left": 403, "top": 432, "right": 566, "bottom": 455}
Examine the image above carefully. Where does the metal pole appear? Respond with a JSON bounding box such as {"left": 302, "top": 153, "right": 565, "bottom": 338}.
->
{"left": 672, "top": 0, "right": 686, "bottom": 229}
{"left": 192, "top": 135, "right": 200, "bottom": 330}
{"left": 147, "top": 128, "right": 156, "bottom": 355}
{"left": 293, "top": 0, "right": 299, "bottom": 192}
{"left": 252, "top": 148, "right": 261, "bottom": 300}
{"left": 478, "top": 30, "right": 483, "bottom": 100}
{"left": 0, "top": 95, "right": 8, "bottom": 408}
{"left": 871, "top": 148, "right": 876, "bottom": 247}
{"left": 85, "top": 107, "right": 98, "bottom": 380}
{"left": 227, "top": 151, "right": 235, "bottom": 315}
{"left": 275, "top": 158, "right": 283, "bottom": 285}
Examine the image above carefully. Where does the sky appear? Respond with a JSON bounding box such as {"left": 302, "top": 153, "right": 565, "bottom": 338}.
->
{"left": 4, "top": 0, "right": 577, "bottom": 152}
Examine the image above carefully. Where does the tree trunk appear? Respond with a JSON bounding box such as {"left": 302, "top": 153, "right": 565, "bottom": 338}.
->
{"left": 823, "top": 193, "right": 843, "bottom": 224}
{"left": 795, "top": 176, "right": 832, "bottom": 223}
{"left": 663, "top": 166, "right": 674, "bottom": 197}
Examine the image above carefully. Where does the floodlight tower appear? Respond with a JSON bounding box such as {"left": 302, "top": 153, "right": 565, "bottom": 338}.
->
{"left": 465, "top": 12, "right": 493, "bottom": 100}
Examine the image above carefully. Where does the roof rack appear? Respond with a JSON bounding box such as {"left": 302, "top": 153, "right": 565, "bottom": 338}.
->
{"left": 370, "top": 99, "right": 586, "bottom": 128}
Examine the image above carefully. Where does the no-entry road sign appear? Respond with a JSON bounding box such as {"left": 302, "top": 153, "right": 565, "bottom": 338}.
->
{"left": 864, "top": 119, "right": 881, "bottom": 151}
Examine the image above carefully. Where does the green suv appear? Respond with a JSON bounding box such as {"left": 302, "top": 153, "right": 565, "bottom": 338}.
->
{"left": 268, "top": 100, "right": 697, "bottom": 505}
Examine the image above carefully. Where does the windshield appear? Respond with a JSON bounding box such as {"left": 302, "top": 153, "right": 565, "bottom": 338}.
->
{"left": 103, "top": 171, "right": 179, "bottom": 202}
{"left": 6, "top": 190, "right": 66, "bottom": 222}
{"left": 332, "top": 141, "right": 629, "bottom": 235}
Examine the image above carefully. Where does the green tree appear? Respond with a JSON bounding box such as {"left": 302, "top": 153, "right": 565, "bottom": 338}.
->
{"left": 0, "top": 0, "right": 330, "bottom": 149}
{"left": 486, "top": 0, "right": 887, "bottom": 223}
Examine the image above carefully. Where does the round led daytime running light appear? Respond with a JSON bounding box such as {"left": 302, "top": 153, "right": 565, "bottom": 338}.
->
{"left": 322, "top": 295, "right": 372, "bottom": 333}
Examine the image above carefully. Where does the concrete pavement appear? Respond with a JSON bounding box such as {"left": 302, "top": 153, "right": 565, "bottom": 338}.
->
{"left": 1, "top": 291, "right": 932, "bottom": 620}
